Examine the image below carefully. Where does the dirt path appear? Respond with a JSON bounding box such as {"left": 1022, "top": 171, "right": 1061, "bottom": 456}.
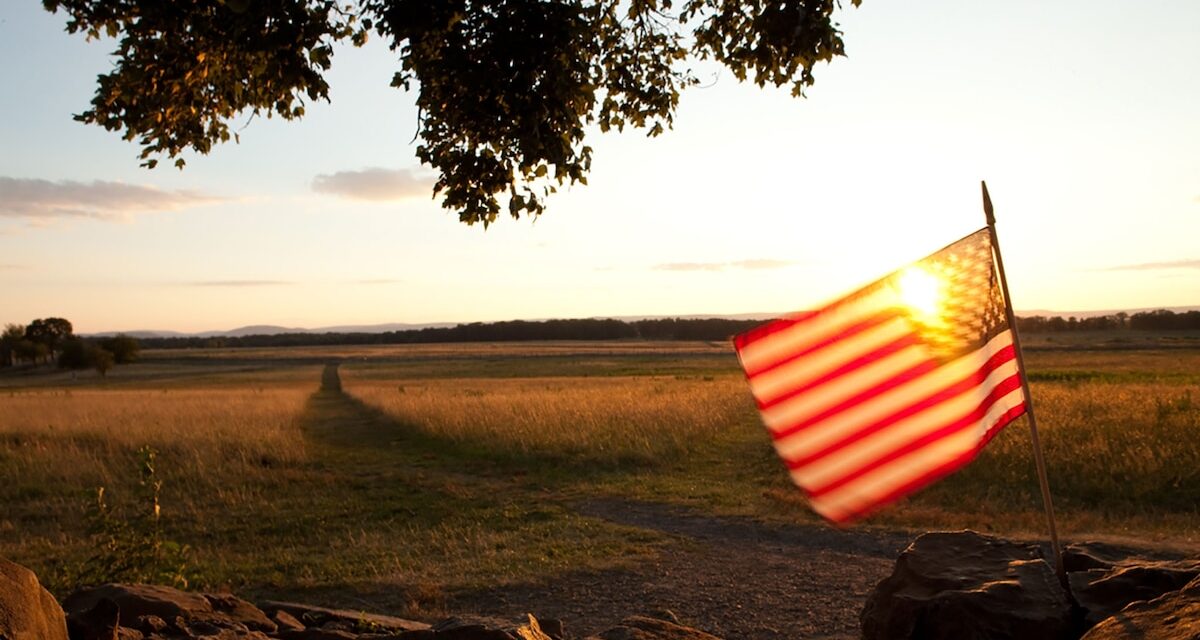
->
{"left": 452, "top": 499, "right": 910, "bottom": 639}
{"left": 320, "top": 362, "right": 908, "bottom": 638}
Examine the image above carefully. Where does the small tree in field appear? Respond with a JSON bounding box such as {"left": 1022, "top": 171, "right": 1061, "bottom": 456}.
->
{"left": 92, "top": 348, "right": 115, "bottom": 377}
{"left": 100, "top": 335, "right": 140, "bottom": 364}
{"left": 0, "top": 324, "right": 24, "bottom": 367}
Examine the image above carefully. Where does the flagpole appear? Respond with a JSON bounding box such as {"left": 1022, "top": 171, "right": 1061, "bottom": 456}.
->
{"left": 980, "top": 181, "right": 1067, "bottom": 587}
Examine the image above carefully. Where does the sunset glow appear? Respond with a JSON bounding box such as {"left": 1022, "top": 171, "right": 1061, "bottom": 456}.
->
{"left": 1, "top": 1, "right": 1197, "bottom": 333}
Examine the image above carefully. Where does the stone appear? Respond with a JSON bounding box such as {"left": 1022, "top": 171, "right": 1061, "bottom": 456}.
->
{"left": 1071, "top": 560, "right": 1200, "bottom": 627}
{"left": 271, "top": 610, "right": 307, "bottom": 632}
{"left": 588, "top": 616, "right": 723, "bottom": 640}
{"left": 273, "top": 630, "right": 359, "bottom": 640}
{"left": 860, "top": 530, "right": 1073, "bottom": 640}
{"left": 259, "top": 601, "right": 429, "bottom": 634}
{"left": 65, "top": 597, "right": 120, "bottom": 640}
{"left": 1080, "top": 574, "right": 1200, "bottom": 639}
{"left": 115, "top": 628, "right": 143, "bottom": 640}
{"left": 64, "top": 585, "right": 211, "bottom": 630}
{"left": 1062, "top": 542, "right": 1145, "bottom": 573}
{"left": 63, "top": 584, "right": 275, "bottom": 638}
{"left": 132, "top": 615, "right": 167, "bottom": 635}
{"left": 0, "top": 557, "right": 70, "bottom": 640}
{"left": 427, "top": 614, "right": 554, "bottom": 640}
{"left": 203, "top": 593, "right": 277, "bottom": 633}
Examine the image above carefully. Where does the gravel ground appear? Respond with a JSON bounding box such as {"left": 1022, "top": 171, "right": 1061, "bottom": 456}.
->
{"left": 453, "top": 499, "right": 914, "bottom": 639}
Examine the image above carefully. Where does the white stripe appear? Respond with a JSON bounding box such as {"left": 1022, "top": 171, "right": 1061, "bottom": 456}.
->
{"left": 746, "top": 317, "right": 911, "bottom": 406}
{"left": 806, "top": 386, "right": 1025, "bottom": 521}
{"left": 789, "top": 363, "right": 1023, "bottom": 491}
{"left": 759, "top": 345, "right": 931, "bottom": 432}
{"left": 771, "top": 331, "right": 1014, "bottom": 453}
{"left": 737, "top": 288, "right": 898, "bottom": 375}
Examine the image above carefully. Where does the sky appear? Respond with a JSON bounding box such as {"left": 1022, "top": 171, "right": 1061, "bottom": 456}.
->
{"left": 1, "top": 1, "right": 1198, "bottom": 334}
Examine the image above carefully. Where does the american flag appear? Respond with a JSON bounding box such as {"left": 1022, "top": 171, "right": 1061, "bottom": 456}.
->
{"left": 733, "top": 228, "right": 1027, "bottom": 524}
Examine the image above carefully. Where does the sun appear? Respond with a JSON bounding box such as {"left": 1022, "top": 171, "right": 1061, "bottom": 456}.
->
{"left": 894, "top": 266, "right": 943, "bottom": 320}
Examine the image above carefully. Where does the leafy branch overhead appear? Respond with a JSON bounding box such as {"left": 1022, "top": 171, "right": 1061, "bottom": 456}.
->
{"left": 44, "top": 0, "right": 862, "bottom": 226}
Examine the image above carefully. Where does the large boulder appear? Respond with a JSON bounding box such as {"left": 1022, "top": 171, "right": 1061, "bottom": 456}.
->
{"left": 587, "top": 616, "right": 723, "bottom": 640}
{"left": 860, "top": 530, "right": 1074, "bottom": 640}
{"left": 1070, "top": 560, "right": 1200, "bottom": 627}
{"left": 1080, "top": 573, "right": 1200, "bottom": 640}
{"left": 0, "top": 557, "right": 69, "bottom": 640}
{"left": 63, "top": 584, "right": 274, "bottom": 637}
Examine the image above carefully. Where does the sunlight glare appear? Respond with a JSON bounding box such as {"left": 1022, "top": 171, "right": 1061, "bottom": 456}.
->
{"left": 895, "top": 266, "right": 943, "bottom": 319}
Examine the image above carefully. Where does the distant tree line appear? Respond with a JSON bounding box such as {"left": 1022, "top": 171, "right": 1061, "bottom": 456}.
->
{"left": 1, "top": 317, "right": 140, "bottom": 376}
{"left": 137, "top": 318, "right": 767, "bottom": 349}
{"left": 131, "top": 310, "right": 1200, "bottom": 351}
{"left": 1015, "top": 309, "right": 1200, "bottom": 333}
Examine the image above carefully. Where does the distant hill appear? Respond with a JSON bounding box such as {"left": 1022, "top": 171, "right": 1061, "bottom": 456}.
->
{"left": 86, "top": 322, "right": 457, "bottom": 338}
{"left": 82, "top": 306, "right": 1200, "bottom": 338}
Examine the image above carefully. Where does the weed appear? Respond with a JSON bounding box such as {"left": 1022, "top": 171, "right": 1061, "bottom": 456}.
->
{"left": 65, "top": 446, "right": 193, "bottom": 588}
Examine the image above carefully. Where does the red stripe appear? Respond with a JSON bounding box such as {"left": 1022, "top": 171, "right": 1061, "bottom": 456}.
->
{"left": 753, "top": 332, "right": 923, "bottom": 411}
{"left": 770, "top": 340, "right": 1014, "bottom": 441}
{"left": 980, "top": 402, "right": 1027, "bottom": 446}
{"left": 769, "top": 358, "right": 941, "bottom": 441}
{"left": 733, "top": 312, "right": 816, "bottom": 351}
{"left": 739, "top": 312, "right": 898, "bottom": 379}
{"left": 828, "top": 400, "right": 1027, "bottom": 525}
{"left": 805, "top": 371, "right": 1024, "bottom": 498}
{"left": 734, "top": 284, "right": 891, "bottom": 352}
{"left": 782, "top": 347, "right": 1018, "bottom": 468}
{"left": 823, "top": 446, "right": 981, "bottom": 525}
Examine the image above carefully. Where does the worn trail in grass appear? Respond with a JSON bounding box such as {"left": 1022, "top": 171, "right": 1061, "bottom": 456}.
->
{"left": 295, "top": 364, "right": 910, "bottom": 638}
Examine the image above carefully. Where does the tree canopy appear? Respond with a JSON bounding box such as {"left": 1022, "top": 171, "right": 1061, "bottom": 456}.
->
{"left": 44, "top": 0, "right": 861, "bottom": 226}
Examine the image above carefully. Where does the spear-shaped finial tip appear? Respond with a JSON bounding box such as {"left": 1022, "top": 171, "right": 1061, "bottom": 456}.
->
{"left": 981, "top": 180, "right": 995, "bottom": 226}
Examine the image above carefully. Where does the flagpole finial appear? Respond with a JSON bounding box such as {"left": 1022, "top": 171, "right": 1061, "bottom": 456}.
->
{"left": 981, "top": 181, "right": 995, "bottom": 226}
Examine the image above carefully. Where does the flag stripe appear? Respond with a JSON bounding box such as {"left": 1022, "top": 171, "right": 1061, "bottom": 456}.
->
{"left": 802, "top": 379, "right": 1025, "bottom": 497}
{"left": 736, "top": 288, "right": 897, "bottom": 375}
{"left": 770, "top": 331, "right": 1014, "bottom": 452}
{"left": 811, "top": 446, "right": 978, "bottom": 524}
{"left": 732, "top": 311, "right": 816, "bottom": 351}
{"left": 786, "top": 364, "right": 1022, "bottom": 488}
{"left": 811, "top": 384, "right": 1027, "bottom": 513}
{"left": 807, "top": 386, "right": 1026, "bottom": 523}
{"left": 740, "top": 312, "right": 900, "bottom": 381}
{"left": 780, "top": 341, "right": 1018, "bottom": 470}
{"left": 746, "top": 315, "right": 911, "bottom": 397}
{"left": 753, "top": 325, "right": 923, "bottom": 411}
{"left": 758, "top": 344, "right": 934, "bottom": 432}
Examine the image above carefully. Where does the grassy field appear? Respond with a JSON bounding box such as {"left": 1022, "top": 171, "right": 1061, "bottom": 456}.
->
{"left": 1, "top": 339, "right": 1197, "bottom": 611}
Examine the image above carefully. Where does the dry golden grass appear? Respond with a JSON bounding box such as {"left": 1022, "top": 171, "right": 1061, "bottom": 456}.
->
{"left": 885, "top": 378, "right": 1200, "bottom": 540}
{"left": 2, "top": 342, "right": 1197, "bottom": 598}
{"left": 341, "top": 372, "right": 750, "bottom": 466}
{"left": 0, "top": 386, "right": 311, "bottom": 524}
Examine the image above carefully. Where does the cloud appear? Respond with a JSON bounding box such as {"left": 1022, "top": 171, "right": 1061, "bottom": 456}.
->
{"left": 353, "top": 278, "right": 403, "bottom": 285}
{"left": 653, "top": 259, "right": 799, "bottom": 272}
{"left": 186, "top": 280, "right": 293, "bottom": 287}
{"left": 0, "top": 177, "right": 221, "bottom": 220}
{"left": 656, "top": 262, "right": 725, "bottom": 272}
{"left": 1101, "top": 259, "right": 1200, "bottom": 272}
{"left": 728, "top": 259, "right": 796, "bottom": 270}
{"left": 311, "top": 167, "right": 434, "bottom": 201}
{"left": 0, "top": 264, "right": 22, "bottom": 271}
